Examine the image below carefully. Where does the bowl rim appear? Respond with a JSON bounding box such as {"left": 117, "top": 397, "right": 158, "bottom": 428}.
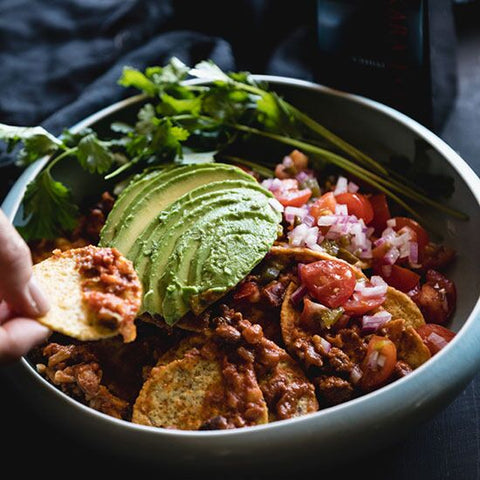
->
{"left": 4, "top": 74, "right": 480, "bottom": 439}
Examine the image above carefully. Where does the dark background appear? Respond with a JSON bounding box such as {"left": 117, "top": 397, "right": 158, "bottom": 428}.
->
{"left": 1, "top": 1, "right": 480, "bottom": 477}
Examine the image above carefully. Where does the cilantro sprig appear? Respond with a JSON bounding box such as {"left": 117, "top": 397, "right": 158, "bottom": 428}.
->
{"left": 0, "top": 57, "right": 467, "bottom": 242}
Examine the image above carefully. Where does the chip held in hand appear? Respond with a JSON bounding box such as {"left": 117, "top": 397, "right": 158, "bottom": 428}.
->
{"left": 32, "top": 246, "right": 142, "bottom": 342}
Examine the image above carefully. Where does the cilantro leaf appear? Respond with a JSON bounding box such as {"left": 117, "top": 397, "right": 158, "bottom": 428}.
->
{"left": 0, "top": 123, "right": 62, "bottom": 166}
{"left": 151, "top": 118, "right": 190, "bottom": 159}
{"left": 119, "top": 57, "right": 189, "bottom": 97}
{"left": 189, "top": 60, "right": 231, "bottom": 83}
{"left": 118, "top": 68, "right": 157, "bottom": 96}
{"left": 19, "top": 170, "right": 78, "bottom": 241}
{"left": 75, "top": 133, "right": 115, "bottom": 174}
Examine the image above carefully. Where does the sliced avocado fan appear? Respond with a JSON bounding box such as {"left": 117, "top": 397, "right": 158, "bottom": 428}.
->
{"left": 100, "top": 163, "right": 282, "bottom": 325}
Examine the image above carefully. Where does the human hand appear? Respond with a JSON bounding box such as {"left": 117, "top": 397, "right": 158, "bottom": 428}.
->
{"left": 0, "top": 209, "right": 50, "bottom": 365}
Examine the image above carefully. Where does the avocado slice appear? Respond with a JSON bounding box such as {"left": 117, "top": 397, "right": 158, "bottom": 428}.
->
{"left": 130, "top": 179, "right": 264, "bottom": 281}
{"left": 141, "top": 184, "right": 274, "bottom": 316}
{"left": 102, "top": 163, "right": 256, "bottom": 256}
{"left": 100, "top": 165, "right": 177, "bottom": 244}
{"left": 161, "top": 212, "right": 280, "bottom": 324}
{"left": 146, "top": 186, "right": 281, "bottom": 322}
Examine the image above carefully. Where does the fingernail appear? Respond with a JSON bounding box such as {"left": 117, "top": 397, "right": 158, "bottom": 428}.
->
{"left": 26, "top": 276, "right": 50, "bottom": 316}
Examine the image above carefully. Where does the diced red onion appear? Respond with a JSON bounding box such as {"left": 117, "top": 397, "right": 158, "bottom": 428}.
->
{"left": 288, "top": 224, "right": 320, "bottom": 248}
{"left": 303, "top": 214, "right": 316, "bottom": 227}
{"left": 290, "top": 284, "right": 308, "bottom": 306}
{"left": 333, "top": 176, "right": 348, "bottom": 195}
{"left": 347, "top": 181, "right": 360, "bottom": 193}
{"left": 317, "top": 215, "right": 338, "bottom": 227}
{"left": 350, "top": 365, "right": 363, "bottom": 384}
{"left": 361, "top": 311, "right": 392, "bottom": 335}
{"left": 427, "top": 332, "right": 449, "bottom": 351}
{"left": 262, "top": 178, "right": 284, "bottom": 192}
{"left": 377, "top": 353, "right": 386, "bottom": 368}
{"left": 384, "top": 247, "right": 400, "bottom": 265}
{"left": 284, "top": 206, "right": 307, "bottom": 223}
{"left": 268, "top": 197, "right": 284, "bottom": 213}
{"left": 371, "top": 275, "right": 388, "bottom": 288}
{"left": 367, "top": 350, "right": 379, "bottom": 369}
{"left": 335, "top": 203, "right": 348, "bottom": 216}
{"left": 282, "top": 155, "right": 293, "bottom": 167}
{"left": 387, "top": 218, "right": 397, "bottom": 228}
{"left": 295, "top": 170, "right": 311, "bottom": 183}
{"left": 355, "top": 279, "right": 388, "bottom": 298}
{"left": 319, "top": 336, "right": 332, "bottom": 354}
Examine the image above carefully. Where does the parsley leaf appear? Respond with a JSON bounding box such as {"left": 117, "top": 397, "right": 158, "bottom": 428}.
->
{"left": 19, "top": 170, "right": 78, "bottom": 241}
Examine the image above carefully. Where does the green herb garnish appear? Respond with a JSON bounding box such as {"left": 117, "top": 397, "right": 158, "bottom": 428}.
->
{"left": 0, "top": 57, "right": 468, "bottom": 241}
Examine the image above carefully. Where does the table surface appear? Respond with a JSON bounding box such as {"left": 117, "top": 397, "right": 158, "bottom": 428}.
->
{"left": 1, "top": 5, "right": 480, "bottom": 479}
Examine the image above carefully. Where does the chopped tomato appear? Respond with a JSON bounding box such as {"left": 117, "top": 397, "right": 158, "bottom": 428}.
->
{"left": 310, "top": 192, "right": 337, "bottom": 218}
{"left": 416, "top": 323, "right": 455, "bottom": 356}
{"left": 335, "top": 192, "right": 374, "bottom": 224}
{"left": 289, "top": 149, "right": 309, "bottom": 170}
{"left": 272, "top": 179, "right": 312, "bottom": 207}
{"left": 360, "top": 335, "right": 397, "bottom": 392}
{"left": 375, "top": 264, "right": 420, "bottom": 293}
{"left": 343, "top": 294, "right": 386, "bottom": 316}
{"left": 391, "top": 217, "right": 429, "bottom": 253}
{"left": 299, "top": 260, "right": 356, "bottom": 309}
{"left": 409, "top": 269, "right": 456, "bottom": 325}
{"left": 369, "top": 194, "right": 391, "bottom": 234}
{"left": 274, "top": 163, "right": 290, "bottom": 179}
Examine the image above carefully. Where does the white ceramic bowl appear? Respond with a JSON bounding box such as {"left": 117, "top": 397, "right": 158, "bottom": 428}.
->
{"left": 3, "top": 76, "right": 480, "bottom": 472}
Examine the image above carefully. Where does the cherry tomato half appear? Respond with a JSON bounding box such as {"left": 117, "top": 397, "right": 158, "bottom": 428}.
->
{"left": 343, "top": 294, "right": 386, "bottom": 317}
{"left": 416, "top": 323, "right": 455, "bottom": 356}
{"left": 299, "top": 259, "right": 356, "bottom": 309}
{"left": 391, "top": 217, "right": 430, "bottom": 252}
{"left": 335, "top": 192, "right": 374, "bottom": 224}
{"left": 310, "top": 192, "right": 337, "bottom": 218}
{"left": 360, "top": 335, "right": 397, "bottom": 392}
{"left": 375, "top": 264, "right": 420, "bottom": 293}
{"left": 369, "top": 194, "right": 391, "bottom": 234}
{"left": 273, "top": 179, "right": 312, "bottom": 207}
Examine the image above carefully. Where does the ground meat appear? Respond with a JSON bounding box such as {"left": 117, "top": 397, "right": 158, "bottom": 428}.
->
{"left": 326, "top": 328, "right": 368, "bottom": 365}
{"left": 262, "top": 279, "right": 288, "bottom": 307}
{"left": 39, "top": 342, "right": 130, "bottom": 419}
{"left": 198, "top": 415, "right": 230, "bottom": 430}
{"left": 75, "top": 245, "right": 142, "bottom": 342}
{"left": 314, "top": 375, "right": 354, "bottom": 407}
{"left": 221, "top": 358, "right": 267, "bottom": 428}
{"left": 393, "top": 360, "right": 413, "bottom": 379}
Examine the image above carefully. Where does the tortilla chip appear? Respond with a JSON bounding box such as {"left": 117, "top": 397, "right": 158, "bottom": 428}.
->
{"left": 132, "top": 349, "right": 230, "bottom": 430}
{"left": 381, "top": 319, "right": 431, "bottom": 369}
{"left": 133, "top": 343, "right": 269, "bottom": 430}
{"left": 280, "top": 281, "right": 301, "bottom": 354}
{"left": 33, "top": 246, "right": 142, "bottom": 342}
{"left": 381, "top": 287, "right": 425, "bottom": 329}
{"left": 155, "top": 334, "right": 209, "bottom": 367}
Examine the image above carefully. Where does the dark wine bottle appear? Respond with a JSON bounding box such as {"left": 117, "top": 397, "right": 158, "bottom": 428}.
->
{"left": 314, "top": 0, "right": 457, "bottom": 132}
